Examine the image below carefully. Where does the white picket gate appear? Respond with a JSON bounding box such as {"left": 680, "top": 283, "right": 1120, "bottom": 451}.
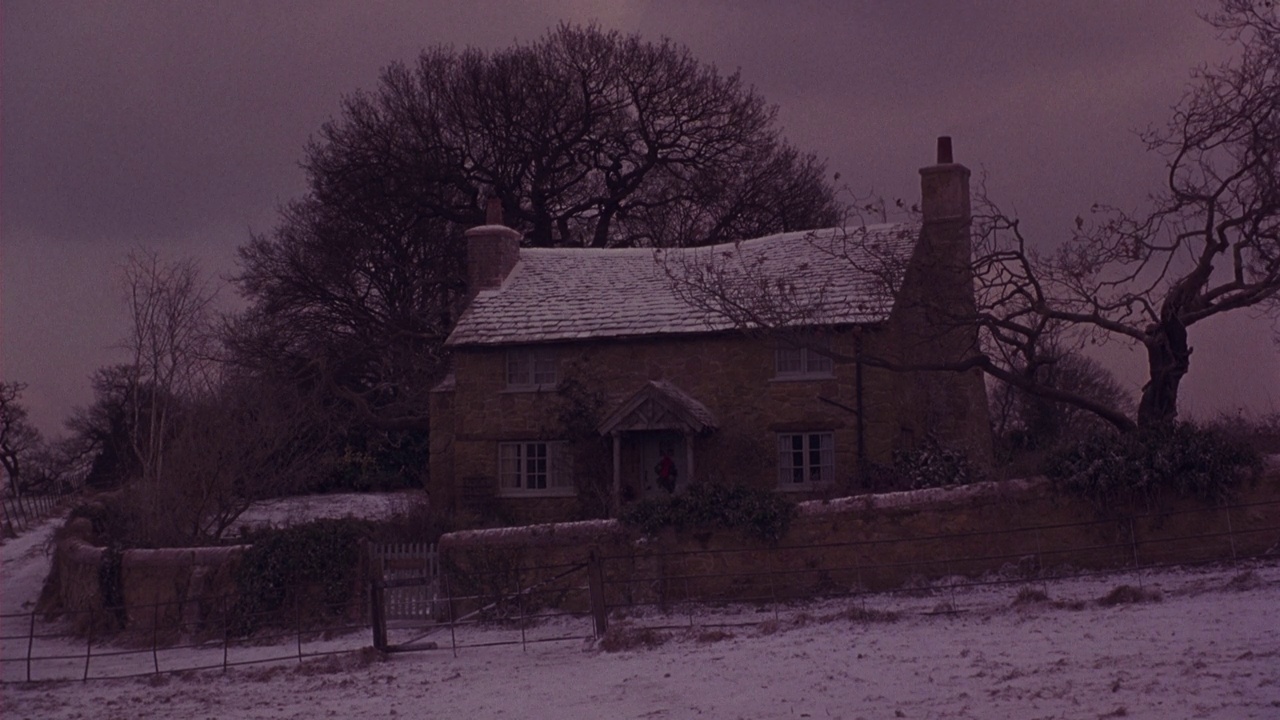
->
{"left": 371, "top": 542, "right": 440, "bottom": 621}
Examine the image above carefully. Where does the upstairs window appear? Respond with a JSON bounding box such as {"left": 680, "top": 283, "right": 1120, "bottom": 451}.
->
{"left": 506, "top": 347, "right": 558, "bottom": 389}
{"left": 498, "top": 441, "right": 572, "bottom": 496}
{"left": 777, "top": 432, "right": 834, "bottom": 488}
{"left": 775, "top": 339, "right": 834, "bottom": 378}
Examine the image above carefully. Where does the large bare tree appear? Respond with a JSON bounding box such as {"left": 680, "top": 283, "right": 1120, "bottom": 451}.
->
{"left": 232, "top": 24, "right": 841, "bottom": 448}
{"left": 121, "top": 249, "right": 220, "bottom": 485}
{"left": 969, "top": 0, "right": 1279, "bottom": 429}
{"left": 669, "top": 1, "right": 1279, "bottom": 434}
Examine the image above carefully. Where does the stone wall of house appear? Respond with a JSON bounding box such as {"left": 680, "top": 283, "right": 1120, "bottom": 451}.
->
{"left": 438, "top": 468, "right": 1280, "bottom": 608}
{"left": 435, "top": 327, "right": 910, "bottom": 525}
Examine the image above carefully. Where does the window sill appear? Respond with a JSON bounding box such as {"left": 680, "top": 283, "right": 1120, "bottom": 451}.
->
{"left": 775, "top": 483, "right": 834, "bottom": 493}
{"left": 769, "top": 374, "right": 836, "bottom": 383}
{"left": 501, "top": 384, "right": 559, "bottom": 394}
{"left": 496, "top": 488, "right": 578, "bottom": 499}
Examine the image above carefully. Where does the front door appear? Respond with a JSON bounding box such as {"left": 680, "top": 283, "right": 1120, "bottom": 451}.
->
{"left": 637, "top": 431, "right": 686, "bottom": 499}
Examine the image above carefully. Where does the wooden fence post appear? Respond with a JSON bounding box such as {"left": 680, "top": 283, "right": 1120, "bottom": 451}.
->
{"left": 587, "top": 548, "right": 608, "bottom": 638}
{"left": 1223, "top": 503, "right": 1238, "bottom": 563}
{"left": 370, "top": 578, "right": 387, "bottom": 652}
{"left": 83, "top": 608, "right": 94, "bottom": 681}
{"left": 26, "top": 611, "right": 35, "bottom": 682}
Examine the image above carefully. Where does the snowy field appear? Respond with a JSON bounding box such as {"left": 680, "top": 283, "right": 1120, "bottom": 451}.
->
{"left": 4, "top": 516, "right": 1280, "bottom": 718}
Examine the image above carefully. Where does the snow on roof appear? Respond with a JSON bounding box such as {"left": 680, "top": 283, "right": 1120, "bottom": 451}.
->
{"left": 446, "top": 224, "right": 917, "bottom": 347}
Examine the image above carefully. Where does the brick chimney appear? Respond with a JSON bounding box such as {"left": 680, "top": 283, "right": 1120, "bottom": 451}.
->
{"left": 920, "top": 136, "right": 970, "bottom": 224}
{"left": 888, "top": 137, "right": 993, "bottom": 464}
{"left": 916, "top": 135, "right": 974, "bottom": 300}
{"left": 465, "top": 197, "right": 521, "bottom": 298}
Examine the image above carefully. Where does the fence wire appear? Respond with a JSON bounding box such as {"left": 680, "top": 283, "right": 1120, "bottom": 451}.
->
{"left": 2, "top": 491, "right": 76, "bottom": 538}
{"left": 6, "top": 497, "right": 1279, "bottom": 682}
{"left": 0, "top": 589, "right": 368, "bottom": 683}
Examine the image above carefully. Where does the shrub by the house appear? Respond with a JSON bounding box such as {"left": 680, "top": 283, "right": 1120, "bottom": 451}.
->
{"left": 620, "top": 482, "right": 794, "bottom": 542}
{"left": 1046, "top": 422, "right": 1262, "bottom": 511}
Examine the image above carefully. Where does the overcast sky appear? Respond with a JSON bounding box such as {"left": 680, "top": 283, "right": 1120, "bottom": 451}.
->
{"left": 3, "top": 0, "right": 1277, "bottom": 436}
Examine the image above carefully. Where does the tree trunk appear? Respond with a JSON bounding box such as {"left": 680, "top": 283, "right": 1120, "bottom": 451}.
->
{"left": 1137, "top": 317, "right": 1191, "bottom": 428}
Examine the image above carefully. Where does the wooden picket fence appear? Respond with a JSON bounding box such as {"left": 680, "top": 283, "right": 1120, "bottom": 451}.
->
{"left": 369, "top": 543, "right": 440, "bottom": 620}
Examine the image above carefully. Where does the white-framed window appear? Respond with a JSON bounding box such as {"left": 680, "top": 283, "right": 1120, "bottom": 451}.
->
{"left": 775, "top": 340, "right": 834, "bottom": 378}
{"left": 505, "top": 347, "right": 558, "bottom": 389}
{"left": 498, "top": 441, "right": 573, "bottom": 496}
{"left": 777, "top": 432, "right": 834, "bottom": 488}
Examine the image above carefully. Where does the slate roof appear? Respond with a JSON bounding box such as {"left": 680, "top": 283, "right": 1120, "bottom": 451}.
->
{"left": 445, "top": 223, "right": 918, "bottom": 347}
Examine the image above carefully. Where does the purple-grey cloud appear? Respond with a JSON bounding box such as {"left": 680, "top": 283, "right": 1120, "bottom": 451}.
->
{"left": 2, "top": 0, "right": 1276, "bottom": 436}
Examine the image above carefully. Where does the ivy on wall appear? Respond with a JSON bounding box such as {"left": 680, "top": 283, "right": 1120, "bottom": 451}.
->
{"left": 232, "top": 518, "right": 369, "bottom": 633}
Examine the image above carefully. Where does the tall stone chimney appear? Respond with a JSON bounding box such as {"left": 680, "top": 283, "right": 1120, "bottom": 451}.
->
{"left": 888, "top": 137, "right": 993, "bottom": 463}
{"left": 920, "top": 136, "right": 970, "bottom": 225}
{"left": 465, "top": 197, "right": 521, "bottom": 299}
{"left": 915, "top": 135, "right": 975, "bottom": 314}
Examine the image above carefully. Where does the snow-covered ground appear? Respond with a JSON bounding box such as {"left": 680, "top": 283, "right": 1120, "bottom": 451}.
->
{"left": 233, "top": 491, "right": 422, "bottom": 532}
{"left": 3, "top": 513, "right": 1279, "bottom": 719}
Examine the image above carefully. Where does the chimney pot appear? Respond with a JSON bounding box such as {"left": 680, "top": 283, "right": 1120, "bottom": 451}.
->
{"left": 920, "top": 136, "right": 970, "bottom": 223}
{"left": 485, "top": 197, "right": 503, "bottom": 225}
{"left": 465, "top": 203, "right": 521, "bottom": 298}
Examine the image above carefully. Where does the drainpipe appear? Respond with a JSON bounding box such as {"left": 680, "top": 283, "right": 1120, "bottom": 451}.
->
{"left": 611, "top": 432, "right": 621, "bottom": 517}
{"left": 856, "top": 332, "right": 868, "bottom": 487}
{"left": 684, "top": 433, "right": 695, "bottom": 490}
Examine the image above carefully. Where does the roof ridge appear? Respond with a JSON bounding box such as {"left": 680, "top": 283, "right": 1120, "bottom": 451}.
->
{"left": 447, "top": 223, "right": 917, "bottom": 347}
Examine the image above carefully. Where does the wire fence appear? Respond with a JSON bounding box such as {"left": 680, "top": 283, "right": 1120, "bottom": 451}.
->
{"left": 0, "top": 590, "right": 369, "bottom": 683}
{"left": 7, "top": 497, "right": 1279, "bottom": 683}
{"left": 2, "top": 490, "right": 76, "bottom": 538}
{"left": 372, "top": 558, "right": 597, "bottom": 655}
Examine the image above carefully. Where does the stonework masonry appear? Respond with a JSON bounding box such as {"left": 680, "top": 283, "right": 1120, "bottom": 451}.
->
{"left": 432, "top": 328, "right": 913, "bottom": 525}
{"left": 433, "top": 139, "right": 997, "bottom": 527}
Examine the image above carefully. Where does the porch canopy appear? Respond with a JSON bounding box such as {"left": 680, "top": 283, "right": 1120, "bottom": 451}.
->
{"left": 597, "top": 380, "right": 718, "bottom": 514}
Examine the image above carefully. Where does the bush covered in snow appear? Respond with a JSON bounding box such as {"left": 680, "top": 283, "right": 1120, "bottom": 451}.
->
{"left": 1046, "top": 422, "right": 1262, "bottom": 511}
{"left": 879, "top": 436, "right": 987, "bottom": 491}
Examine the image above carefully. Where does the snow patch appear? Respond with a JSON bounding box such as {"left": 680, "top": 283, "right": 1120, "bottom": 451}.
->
{"left": 440, "top": 519, "right": 624, "bottom": 549}
{"left": 796, "top": 477, "right": 1047, "bottom": 517}
{"left": 234, "top": 491, "right": 422, "bottom": 532}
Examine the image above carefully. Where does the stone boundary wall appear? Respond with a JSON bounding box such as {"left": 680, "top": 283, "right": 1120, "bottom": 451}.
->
{"left": 45, "top": 517, "right": 250, "bottom": 634}
{"left": 45, "top": 519, "right": 376, "bottom": 637}
{"left": 439, "top": 464, "right": 1280, "bottom": 608}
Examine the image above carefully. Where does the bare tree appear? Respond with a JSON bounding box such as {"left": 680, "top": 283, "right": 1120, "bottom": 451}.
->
{"left": 666, "top": 1, "right": 1279, "bottom": 434}
{"left": 982, "top": 1, "right": 1278, "bottom": 427}
{"left": 63, "top": 365, "right": 145, "bottom": 490}
{"left": 121, "top": 249, "right": 220, "bottom": 485}
{"left": 0, "top": 381, "right": 44, "bottom": 496}
{"left": 988, "top": 344, "right": 1134, "bottom": 452}
{"left": 123, "top": 374, "right": 335, "bottom": 546}
{"left": 233, "top": 24, "right": 841, "bottom": 446}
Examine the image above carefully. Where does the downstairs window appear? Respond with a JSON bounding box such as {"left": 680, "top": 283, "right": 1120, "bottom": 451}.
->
{"left": 497, "top": 441, "right": 573, "bottom": 496}
{"left": 777, "top": 432, "right": 834, "bottom": 489}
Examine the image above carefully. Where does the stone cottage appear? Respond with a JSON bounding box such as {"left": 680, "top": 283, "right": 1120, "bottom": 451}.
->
{"left": 429, "top": 138, "right": 992, "bottom": 524}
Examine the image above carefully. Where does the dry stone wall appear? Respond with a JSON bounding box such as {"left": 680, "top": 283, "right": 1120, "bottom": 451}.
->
{"left": 439, "top": 468, "right": 1280, "bottom": 608}
{"left": 43, "top": 518, "right": 249, "bottom": 635}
